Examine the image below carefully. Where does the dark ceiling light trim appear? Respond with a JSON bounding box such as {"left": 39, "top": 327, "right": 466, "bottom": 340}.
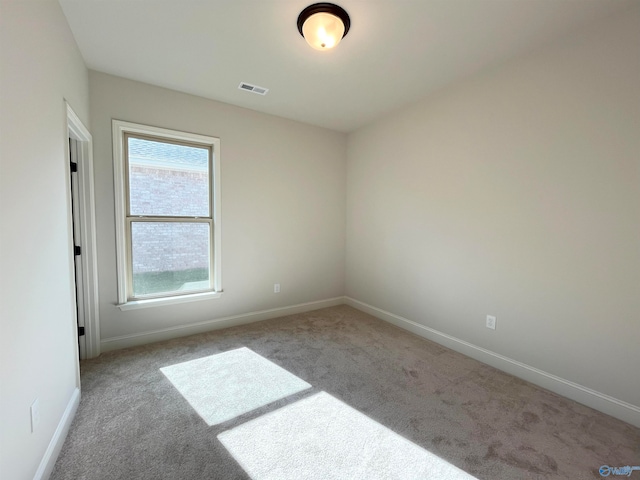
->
{"left": 297, "top": 3, "right": 351, "bottom": 37}
{"left": 297, "top": 3, "right": 351, "bottom": 50}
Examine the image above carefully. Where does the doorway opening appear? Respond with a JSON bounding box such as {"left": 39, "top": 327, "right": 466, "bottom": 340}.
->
{"left": 66, "top": 103, "right": 100, "bottom": 360}
{"left": 69, "top": 137, "right": 85, "bottom": 358}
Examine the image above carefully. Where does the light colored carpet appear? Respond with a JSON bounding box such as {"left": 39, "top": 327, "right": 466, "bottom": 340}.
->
{"left": 160, "top": 347, "right": 311, "bottom": 425}
{"left": 219, "top": 391, "right": 477, "bottom": 480}
{"left": 51, "top": 305, "right": 639, "bottom": 479}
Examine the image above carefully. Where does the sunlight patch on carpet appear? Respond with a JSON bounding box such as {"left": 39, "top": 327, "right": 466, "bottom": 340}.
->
{"left": 218, "top": 391, "right": 478, "bottom": 480}
{"left": 160, "top": 347, "right": 311, "bottom": 426}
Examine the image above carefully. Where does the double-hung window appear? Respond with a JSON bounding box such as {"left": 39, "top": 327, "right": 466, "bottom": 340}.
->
{"left": 113, "top": 121, "right": 221, "bottom": 309}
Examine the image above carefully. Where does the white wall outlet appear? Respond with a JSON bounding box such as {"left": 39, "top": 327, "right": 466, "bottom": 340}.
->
{"left": 274, "top": 283, "right": 280, "bottom": 293}
{"left": 30, "top": 398, "right": 40, "bottom": 433}
{"left": 486, "top": 315, "right": 497, "bottom": 330}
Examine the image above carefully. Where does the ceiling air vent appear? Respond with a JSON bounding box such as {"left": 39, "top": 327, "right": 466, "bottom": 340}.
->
{"left": 238, "top": 82, "right": 269, "bottom": 96}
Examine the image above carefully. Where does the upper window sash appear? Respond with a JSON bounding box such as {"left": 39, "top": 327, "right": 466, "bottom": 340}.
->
{"left": 124, "top": 132, "right": 213, "bottom": 218}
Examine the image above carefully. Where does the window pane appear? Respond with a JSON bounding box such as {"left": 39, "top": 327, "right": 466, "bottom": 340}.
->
{"left": 128, "top": 136, "right": 210, "bottom": 217}
{"left": 131, "top": 222, "right": 210, "bottom": 297}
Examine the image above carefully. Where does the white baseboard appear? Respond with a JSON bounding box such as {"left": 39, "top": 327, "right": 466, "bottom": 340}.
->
{"left": 101, "top": 297, "right": 345, "bottom": 352}
{"left": 34, "top": 387, "right": 80, "bottom": 480}
{"left": 345, "top": 297, "right": 640, "bottom": 428}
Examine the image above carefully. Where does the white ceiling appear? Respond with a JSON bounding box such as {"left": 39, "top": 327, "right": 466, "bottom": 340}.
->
{"left": 59, "top": 0, "right": 634, "bottom": 132}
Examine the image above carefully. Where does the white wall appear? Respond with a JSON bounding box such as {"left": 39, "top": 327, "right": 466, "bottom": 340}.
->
{"left": 346, "top": 7, "right": 640, "bottom": 409}
{"left": 89, "top": 72, "right": 347, "bottom": 347}
{"left": 0, "top": 1, "right": 89, "bottom": 479}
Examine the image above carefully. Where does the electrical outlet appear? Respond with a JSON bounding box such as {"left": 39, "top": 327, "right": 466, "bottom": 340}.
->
{"left": 274, "top": 283, "right": 280, "bottom": 293}
{"left": 486, "top": 315, "right": 497, "bottom": 330}
{"left": 30, "top": 398, "right": 40, "bottom": 433}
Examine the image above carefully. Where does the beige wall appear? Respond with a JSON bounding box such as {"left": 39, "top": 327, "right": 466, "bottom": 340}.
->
{"left": 0, "top": 1, "right": 90, "bottom": 478}
{"left": 346, "top": 7, "right": 640, "bottom": 408}
{"left": 89, "top": 72, "right": 347, "bottom": 344}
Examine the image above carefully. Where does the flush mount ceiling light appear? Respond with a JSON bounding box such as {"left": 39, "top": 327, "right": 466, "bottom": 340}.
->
{"left": 297, "top": 3, "right": 350, "bottom": 51}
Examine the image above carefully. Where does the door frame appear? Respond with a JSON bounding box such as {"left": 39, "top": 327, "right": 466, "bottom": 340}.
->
{"left": 66, "top": 103, "right": 100, "bottom": 359}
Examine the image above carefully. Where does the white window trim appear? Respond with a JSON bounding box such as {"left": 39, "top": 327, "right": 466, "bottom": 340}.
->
{"left": 112, "top": 120, "right": 222, "bottom": 310}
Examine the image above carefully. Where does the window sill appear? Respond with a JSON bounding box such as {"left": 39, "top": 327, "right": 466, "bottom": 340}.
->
{"left": 117, "top": 290, "right": 222, "bottom": 311}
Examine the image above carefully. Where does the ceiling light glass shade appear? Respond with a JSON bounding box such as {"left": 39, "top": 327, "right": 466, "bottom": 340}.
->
{"left": 298, "top": 3, "right": 350, "bottom": 51}
{"left": 302, "top": 12, "right": 345, "bottom": 50}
